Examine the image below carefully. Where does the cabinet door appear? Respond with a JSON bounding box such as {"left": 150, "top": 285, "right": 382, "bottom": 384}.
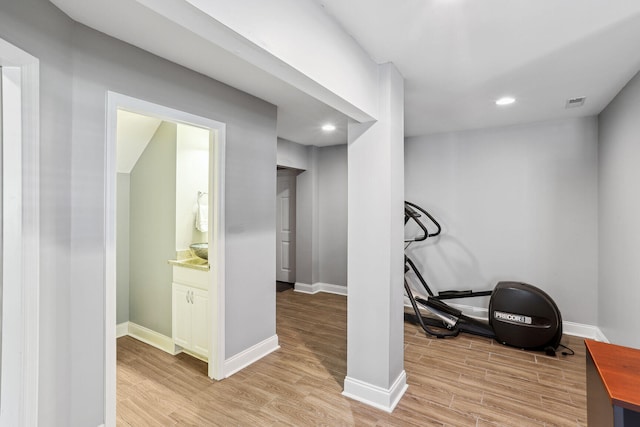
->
{"left": 191, "top": 288, "right": 209, "bottom": 358}
{"left": 172, "top": 284, "right": 192, "bottom": 349}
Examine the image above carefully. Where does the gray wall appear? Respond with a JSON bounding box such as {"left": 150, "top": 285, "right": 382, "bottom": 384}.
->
{"left": 277, "top": 137, "right": 309, "bottom": 170}
{"left": 129, "top": 122, "right": 177, "bottom": 336}
{"left": 598, "top": 71, "right": 640, "bottom": 348}
{"left": 0, "top": 1, "right": 74, "bottom": 425}
{"left": 405, "top": 117, "right": 599, "bottom": 325}
{"left": 284, "top": 141, "right": 349, "bottom": 288}
{"left": 70, "top": 23, "right": 277, "bottom": 425}
{"left": 0, "top": 1, "right": 278, "bottom": 425}
{"left": 318, "top": 145, "right": 348, "bottom": 286}
{"left": 116, "top": 173, "right": 130, "bottom": 325}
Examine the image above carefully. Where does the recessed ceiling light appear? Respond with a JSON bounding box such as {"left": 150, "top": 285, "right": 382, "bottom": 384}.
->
{"left": 496, "top": 96, "right": 516, "bottom": 106}
{"left": 321, "top": 123, "right": 336, "bottom": 132}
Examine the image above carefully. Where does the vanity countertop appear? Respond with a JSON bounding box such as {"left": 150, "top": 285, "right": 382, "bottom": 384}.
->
{"left": 168, "top": 257, "right": 210, "bottom": 271}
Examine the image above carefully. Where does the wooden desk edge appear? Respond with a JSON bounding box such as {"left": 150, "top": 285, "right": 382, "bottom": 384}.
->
{"left": 585, "top": 339, "right": 640, "bottom": 413}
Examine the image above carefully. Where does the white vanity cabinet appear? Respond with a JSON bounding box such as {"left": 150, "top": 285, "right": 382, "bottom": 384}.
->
{"left": 172, "top": 266, "right": 209, "bottom": 360}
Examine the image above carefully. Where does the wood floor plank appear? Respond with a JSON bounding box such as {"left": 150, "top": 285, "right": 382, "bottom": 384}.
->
{"left": 481, "top": 391, "right": 581, "bottom": 426}
{"left": 375, "top": 407, "right": 444, "bottom": 427}
{"left": 117, "top": 289, "right": 587, "bottom": 426}
{"left": 465, "top": 357, "right": 540, "bottom": 382}
{"left": 449, "top": 395, "right": 544, "bottom": 427}
{"left": 118, "top": 396, "right": 178, "bottom": 426}
{"left": 483, "top": 371, "right": 574, "bottom": 402}
{"left": 242, "top": 370, "right": 310, "bottom": 401}
{"left": 407, "top": 372, "right": 484, "bottom": 405}
{"left": 540, "top": 394, "right": 587, "bottom": 422}
{"left": 399, "top": 393, "right": 478, "bottom": 427}
{"left": 192, "top": 389, "right": 283, "bottom": 426}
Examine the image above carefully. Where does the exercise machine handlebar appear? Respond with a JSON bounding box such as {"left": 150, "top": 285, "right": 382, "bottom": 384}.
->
{"left": 404, "top": 201, "right": 441, "bottom": 242}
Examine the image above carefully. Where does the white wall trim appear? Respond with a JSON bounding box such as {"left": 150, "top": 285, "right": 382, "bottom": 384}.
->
{"left": 294, "top": 282, "right": 347, "bottom": 296}
{"left": 294, "top": 282, "right": 314, "bottom": 293}
{"left": 0, "top": 39, "right": 40, "bottom": 427}
{"left": 343, "top": 370, "right": 408, "bottom": 413}
{"left": 105, "top": 92, "right": 227, "bottom": 426}
{"left": 115, "top": 322, "right": 129, "bottom": 339}
{"left": 104, "top": 92, "right": 118, "bottom": 427}
{"left": 223, "top": 335, "right": 280, "bottom": 378}
{"left": 210, "top": 120, "right": 226, "bottom": 381}
{"left": 563, "top": 321, "right": 609, "bottom": 342}
{"left": 126, "top": 322, "right": 180, "bottom": 355}
{"left": 594, "top": 328, "right": 610, "bottom": 343}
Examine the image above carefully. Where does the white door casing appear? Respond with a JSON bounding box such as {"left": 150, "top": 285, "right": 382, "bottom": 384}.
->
{"left": 0, "top": 39, "right": 40, "bottom": 427}
{"left": 105, "top": 92, "right": 226, "bottom": 426}
{"left": 0, "top": 69, "right": 3, "bottom": 380}
{"left": 276, "top": 171, "right": 296, "bottom": 283}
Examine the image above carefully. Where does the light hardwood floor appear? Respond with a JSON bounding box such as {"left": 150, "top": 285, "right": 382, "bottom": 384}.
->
{"left": 117, "top": 289, "right": 587, "bottom": 426}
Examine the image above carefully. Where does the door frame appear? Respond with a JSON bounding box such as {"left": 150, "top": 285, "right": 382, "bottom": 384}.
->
{"left": 0, "top": 38, "right": 40, "bottom": 426}
{"left": 276, "top": 168, "right": 297, "bottom": 283}
{"left": 104, "top": 92, "right": 226, "bottom": 425}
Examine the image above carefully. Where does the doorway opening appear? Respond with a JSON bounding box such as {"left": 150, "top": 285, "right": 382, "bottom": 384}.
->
{"left": 105, "top": 92, "right": 226, "bottom": 425}
{"left": 276, "top": 167, "right": 298, "bottom": 292}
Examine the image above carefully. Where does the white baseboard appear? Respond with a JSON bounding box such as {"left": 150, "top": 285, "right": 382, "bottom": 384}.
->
{"left": 448, "top": 302, "right": 489, "bottom": 320}
{"left": 594, "top": 328, "right": 609, "bottom": 343}
{"left": 224, "top": 335, "right": 280, "bottom": 378}
{"left": 343, "top": 370, "right": 408, "bottom": 413}
{"left": 294, "top": 282, "right": 347, "bottom": 296}
{"left": 563, "top": 321, "right": 609, "bottom": 342}
{"left": 126, "top": 322, "right": 180, "bottom": 355}
{"left": 116, "top": 322, "right": 129, "bottom": 338}
{"left": 404, "top": 301, "right": 609, "bottom": 342}
{"left": 294, "top": 282, "right": 315, "bottom": 294}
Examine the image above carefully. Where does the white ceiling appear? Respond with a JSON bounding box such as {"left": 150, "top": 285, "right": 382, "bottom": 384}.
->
{"left": 116, "top": 110, "right": 161, "bottom": 173}
{"left": 117, "top": 111, "right": 212, "bottom": 173}
{"left": 50, "top": 0, "right": 351, "bottom": 147}
{"left": 52, "top": 0, "right": 640, "bottom": 145}
{"left": 317, "top": 0, "right": 640, "bottom": 138}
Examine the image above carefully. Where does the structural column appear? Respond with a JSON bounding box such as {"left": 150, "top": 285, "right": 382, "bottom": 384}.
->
{"left": 343, "top": 63, "right": 406, "bottom": 411}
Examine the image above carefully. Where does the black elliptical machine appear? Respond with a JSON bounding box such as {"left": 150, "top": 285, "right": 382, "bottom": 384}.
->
{"left": 404, "top": 201, "right": 563, "bottom": 355}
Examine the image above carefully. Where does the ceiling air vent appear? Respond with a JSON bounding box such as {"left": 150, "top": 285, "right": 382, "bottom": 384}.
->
{"left": 565, "top": 96, "right": 586, "bottom": 108}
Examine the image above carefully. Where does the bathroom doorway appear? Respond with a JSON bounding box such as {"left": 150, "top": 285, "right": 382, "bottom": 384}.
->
{"left": 105, "top": 93, "right": 226, "bottom": 425}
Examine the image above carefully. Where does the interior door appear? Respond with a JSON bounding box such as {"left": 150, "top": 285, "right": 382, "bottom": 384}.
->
{"left": 276, "top": 170, "right": 296, "bottom": 283}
